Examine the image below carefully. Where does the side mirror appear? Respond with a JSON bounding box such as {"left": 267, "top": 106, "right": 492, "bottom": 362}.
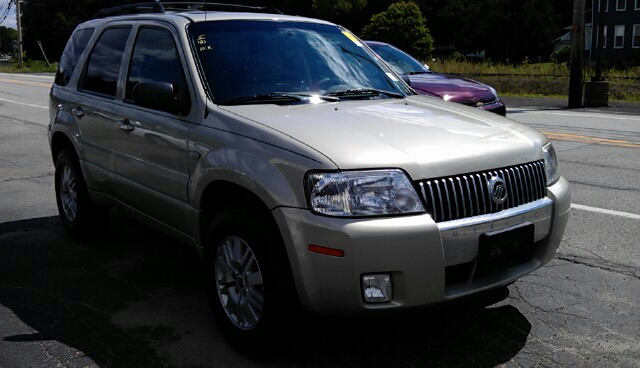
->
{"left": 132, "top": 81, "right": 180, "bottom": 115}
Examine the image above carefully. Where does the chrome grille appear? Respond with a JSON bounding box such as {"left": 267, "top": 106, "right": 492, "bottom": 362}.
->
{"left": 416, "top": 160, "right": 547, "bottom": 222}
{"left": 462, "top": 98, "right": 499, "bottom": 107}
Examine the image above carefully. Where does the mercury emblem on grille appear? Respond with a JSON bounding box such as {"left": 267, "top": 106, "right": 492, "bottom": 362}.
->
{"left": 488, "top": 176, "right": 507, "bottom": 205}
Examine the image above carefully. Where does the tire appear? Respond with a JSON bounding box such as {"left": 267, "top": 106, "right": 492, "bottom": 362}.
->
{"left": 205, "top": 205, "right": 297, "bottom": 351}
{"left": 54, "top": 149, "right": 109, "bottom": 237}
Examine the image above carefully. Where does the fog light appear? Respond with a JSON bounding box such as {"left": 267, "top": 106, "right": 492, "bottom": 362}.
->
{"left": 362, "top": 274, "right": 392, "bottom": 303}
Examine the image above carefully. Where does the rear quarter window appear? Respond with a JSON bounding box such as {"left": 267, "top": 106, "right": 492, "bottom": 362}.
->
{"left": 54, "top": 28, "right": 95, "bottom": 87}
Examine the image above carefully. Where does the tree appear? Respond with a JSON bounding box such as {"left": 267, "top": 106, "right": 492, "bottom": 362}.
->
{"left": 312, "top": 0, "right": 368, "bottom": 31}
{"left": 20, "top": 0, "right": 139, "bottom": 62}
{"left": 269, "top": 0, "right": 313, "bottom": 17}
{"left": 412, "top": 0, "right": 565, "bottom": 61}
{"left": 0, "top": 26, "right": 17, "bottom": 55}
{"left": 313, "top": 0, "right": 367, "bottom": 15}
{"left": 361, "top": 1, "right": 434, "bottom": 61}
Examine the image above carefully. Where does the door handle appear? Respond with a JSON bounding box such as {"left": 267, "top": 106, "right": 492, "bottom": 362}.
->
{"left": 71, "top": 106, "right": 84, "bottom": 118}
{"left": 116, "top": 119, "right": 134, "bottom": 132}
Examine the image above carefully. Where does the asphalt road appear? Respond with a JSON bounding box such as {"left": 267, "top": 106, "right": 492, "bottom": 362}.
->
{"left": 1, "top": 73, "right": 639, "bottom": 367}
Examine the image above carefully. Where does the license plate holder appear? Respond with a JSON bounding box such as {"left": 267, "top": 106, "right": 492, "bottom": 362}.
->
{"left": 478, "top": 223, "right": 535, "bottom": 272}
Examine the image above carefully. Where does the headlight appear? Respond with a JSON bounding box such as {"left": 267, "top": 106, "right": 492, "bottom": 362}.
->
{"left": 543, "top": 142, "right": 559, "bottom": 186}
{"left": 489, "top": 86, "right": 498, "bottom": 99}
{"left": 306, "top": 170, "right": 425, "bottom": 217}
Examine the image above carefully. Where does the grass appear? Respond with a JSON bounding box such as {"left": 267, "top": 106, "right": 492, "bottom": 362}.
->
{"left": 429, "top": 60, "right": 640, "bottom": 102}
{"left": 0, "top": 60, "right": 58, "bottom": 73}
{"left": 1, "top": 58, "right": 638, "bottom": 102}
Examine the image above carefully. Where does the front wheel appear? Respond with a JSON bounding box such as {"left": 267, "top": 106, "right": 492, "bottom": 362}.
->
{"left": 214, "top": 234, "right": 265, "bottom": 331}
{"left": 206, "top": 206, "right": 296, "bottom": 350}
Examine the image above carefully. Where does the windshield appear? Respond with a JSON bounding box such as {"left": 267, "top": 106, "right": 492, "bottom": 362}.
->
{"left": 367, "top": 43, "right": 431, "bottom": 75}
{"left": 187, "top": 20, "right": 411, "bottom": 104}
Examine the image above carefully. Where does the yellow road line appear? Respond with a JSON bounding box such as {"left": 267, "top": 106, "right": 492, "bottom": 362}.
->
{"left": 543, "top": 131, "right": 640, "bottom": 149}
{"left": 0, "top": 77, "right": 51, "bottom": 88}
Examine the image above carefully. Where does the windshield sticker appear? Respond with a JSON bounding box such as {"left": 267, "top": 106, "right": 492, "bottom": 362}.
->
{"left": 197, "top": 34, "right": 213, "bottom": 52}
{"left": 341, "top": 31, "right": 363, "bottom": 47}
{"left": 386, "top": 72, "right": 399, "bottom": 82}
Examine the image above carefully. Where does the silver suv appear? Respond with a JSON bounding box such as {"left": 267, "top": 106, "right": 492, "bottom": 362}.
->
{"left": 49, "top": 2, "right": 571, "bottom": 344}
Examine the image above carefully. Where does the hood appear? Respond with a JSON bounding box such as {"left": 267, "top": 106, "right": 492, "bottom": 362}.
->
{"left": 409, "top": 73, "right": 497, "bottom": 104}
{"left": 219, "top": 96, "right": 546, "bottom": 180}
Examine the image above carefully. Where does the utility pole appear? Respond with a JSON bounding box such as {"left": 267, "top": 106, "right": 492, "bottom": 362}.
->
{"left": 568, "top": 0, "right": 585, "bottom": 108}
{"left": 15, "top": 0, "right": 23, "bottom": 69}
{"left": 584, "top": 0, "right": 609, "bottom": 107}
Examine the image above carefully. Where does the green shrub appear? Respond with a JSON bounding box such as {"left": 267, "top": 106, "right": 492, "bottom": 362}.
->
{"left": 550, "top": 46, "right": 571, "bottom": 64}
{"left": 361, "top": 1, "right": 433, "bottom": 60}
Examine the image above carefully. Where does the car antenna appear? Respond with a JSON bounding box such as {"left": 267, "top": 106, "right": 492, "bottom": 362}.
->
{"left": 204, "top": 0, "right": 210, "bottom": 118}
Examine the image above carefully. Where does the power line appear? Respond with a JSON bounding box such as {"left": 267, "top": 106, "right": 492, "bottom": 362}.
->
{"left": 0, "top": 0, "right": 9, "bottom": 14}
{"left": 0, "top": 0, "right": 13, "bottom": 26}
{"left": 0, "top": 0, "right": 10, "bottom": 17}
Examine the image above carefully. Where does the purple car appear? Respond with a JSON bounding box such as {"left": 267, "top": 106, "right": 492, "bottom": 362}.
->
{"left": 365, "top": 41, "right": 506, "bottom": 116}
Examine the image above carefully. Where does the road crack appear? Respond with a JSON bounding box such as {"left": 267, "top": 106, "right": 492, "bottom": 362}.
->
{"left": 556, "top": 255, "right": 640, "bottom": 281}
{"left": 37, "top": 341, "right": 67, "bottom": 368}
{"left": 567, "top": 180, "right": 640, "bottom": 194}
{"left": 1, "top": 173, "right": 53, "bottom": 182}
{"left": 0, "top": 113, "right": 48, "bottom": 129}
{"left": 560, "top": 159, "right": 640, "bottom": 173}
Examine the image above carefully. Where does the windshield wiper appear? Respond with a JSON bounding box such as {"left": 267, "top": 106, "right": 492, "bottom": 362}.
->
{"left": 219, "top": 93, "right": 302, "bottom": 106}
{"left": 325, "top": 88, "right": 405, "bottom": 99}
{"left": 219, "top": 93, "right": 340, "bottom": 106}
{"left": 406, "top": 71, "right": 432, "bottom": 75}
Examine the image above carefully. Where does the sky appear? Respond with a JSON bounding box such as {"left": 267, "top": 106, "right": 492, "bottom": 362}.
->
{"left": 1, "top": 1, "right": 17, "bottom": 30}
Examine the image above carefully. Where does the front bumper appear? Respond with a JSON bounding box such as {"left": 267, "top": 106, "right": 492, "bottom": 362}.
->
{"left": 477, "top": 99, "right": 507, "bottom": 116}
{"left": 274, "top": 176, "right": 570, "bottom": 315}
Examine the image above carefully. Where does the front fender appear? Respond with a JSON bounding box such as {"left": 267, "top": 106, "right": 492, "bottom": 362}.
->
{"left": 188, "top": 124, "right": 335, "bottom": 211}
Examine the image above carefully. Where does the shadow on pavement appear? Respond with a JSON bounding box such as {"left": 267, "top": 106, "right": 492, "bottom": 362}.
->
{"left": 0, "top": 214, "right": 531, "bottom": 367}
{"left": 0, "top": 214, "right": 203, "bottom": 367}
{"left": 262, "top": 289, "right": 530, "bottom": 367}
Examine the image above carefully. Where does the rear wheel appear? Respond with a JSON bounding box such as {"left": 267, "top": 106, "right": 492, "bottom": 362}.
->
{"left": 54, "top": 149, "right": 109, "bottom": 237}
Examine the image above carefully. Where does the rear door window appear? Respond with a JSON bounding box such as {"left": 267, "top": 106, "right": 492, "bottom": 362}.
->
{"left": 79, "top": 27, "right": 131, "bottom": 98}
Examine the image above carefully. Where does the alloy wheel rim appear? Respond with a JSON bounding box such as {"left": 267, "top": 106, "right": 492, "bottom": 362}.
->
{"left": 215, "top": 235, "right": 264, "bottom": 330}
{"left": 60, "top": 165, "right": 78, "bottom": 222}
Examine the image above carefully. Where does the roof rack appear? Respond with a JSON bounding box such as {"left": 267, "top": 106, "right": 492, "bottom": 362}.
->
{"left": 94, "top": 1, "right": 281, "bottom": 19}
{"left": 95, "top": 2, "right": 164, "bottom": 18}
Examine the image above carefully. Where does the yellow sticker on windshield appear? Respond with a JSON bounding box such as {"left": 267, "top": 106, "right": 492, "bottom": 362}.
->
{"left": 342, "top": 31, "right": 364, "bottom": 47}
{"left": 197, "top": 34, "right": 213, "bottom": 52}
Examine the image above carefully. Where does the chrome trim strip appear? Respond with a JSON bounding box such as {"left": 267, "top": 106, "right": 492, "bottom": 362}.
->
{"left": 536, "top": 162, "right": 546, "bottom": 197}
{"left": 419, "top": 181, "right": 429, "bottom": 218}
{"left": 437, "top": 197, "right": 553, "bottom": 231}
{"left": 443, "top": 179, "right": 452, "bottom": 220}
{"left": 477, "top": 173, "right": 486, "bottom": 214}
{"left": 525, "top": 164, "right": 534, "bottom": 199}
{"left": 450, "top": 178, "right": 459, "bottom": 219}
{"left": 522, "top": 166, "right": 531, "bottom": 203}
{"left": 427, "top": 181, "right": 437, "bottom": 222}
{"left": 436, "top": 180, "right": 444, "bottom": 222}
{"left": 504, "top": 168, "right": 514, "bottom": 207}
{"left": 464, "top": 176, "right": 473, "bottom": 216}
{"left": 470, "top": 175, "right": 479, "bottom": 216}
{"left": 515, "top": 167, "right": 525, "bottom": 204}
{"left": 528, "top": 164, "right": 539, "bottom": 199}
{"left": 456, "top": 177, "right": 466, "bottom": 218}
{"left": 482, "top": 173, "right": 491, "bottom": 213}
